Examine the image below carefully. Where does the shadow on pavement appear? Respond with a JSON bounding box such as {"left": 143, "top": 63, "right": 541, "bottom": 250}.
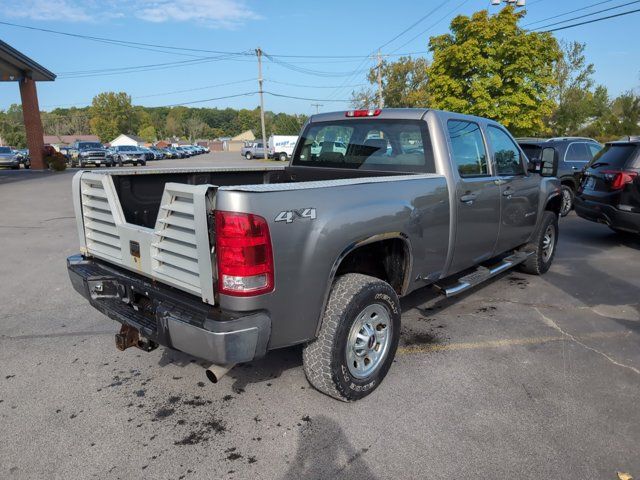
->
{"left": 281, "top": 415, "right": 377, "bottom": 480}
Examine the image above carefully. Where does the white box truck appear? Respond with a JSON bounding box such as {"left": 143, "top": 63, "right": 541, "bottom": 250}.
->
{"left": 269, "top": 135, "right": 299, "bottom": 161}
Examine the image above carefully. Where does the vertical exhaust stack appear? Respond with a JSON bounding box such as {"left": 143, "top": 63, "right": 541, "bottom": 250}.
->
{"left": 205, "top": 364, "right": 235, "bottom": 383}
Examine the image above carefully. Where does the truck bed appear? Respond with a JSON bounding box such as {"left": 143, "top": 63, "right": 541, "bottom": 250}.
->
{"left": 73, "top": 166, "right": 439, "bottom": 306}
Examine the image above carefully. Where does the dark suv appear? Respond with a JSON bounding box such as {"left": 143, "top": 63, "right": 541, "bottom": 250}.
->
{"left": 575, "top": 137, "right": 640, "bottom": 234}
{"left": 518, "top": 137, "right": 602, "bottom": 216}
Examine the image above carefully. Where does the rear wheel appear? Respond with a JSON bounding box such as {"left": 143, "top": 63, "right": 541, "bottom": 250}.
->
{"left": 302, "top": 273, "right": 401, "bottom": 401}
{"left": 519, "top": 211, "right": 558, "bottom": 275}
{"left": 278, "top": 152, "right": 288, "bottom": 162}
{"left": 559, "top": 185, "right": 574, "bottom": 217}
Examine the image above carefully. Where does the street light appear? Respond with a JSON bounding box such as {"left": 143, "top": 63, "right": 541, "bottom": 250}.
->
{"left": 491, "top": 0, "right": 526, "bottom": 6}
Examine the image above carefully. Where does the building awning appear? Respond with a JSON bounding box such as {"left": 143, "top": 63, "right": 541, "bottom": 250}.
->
{"left": 0, "top": 39, "right": 56, "bottom": 82}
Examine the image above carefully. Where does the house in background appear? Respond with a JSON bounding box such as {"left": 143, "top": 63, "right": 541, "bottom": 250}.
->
{"left": 43, "top": 134, "right": 100, "bottom": 148}
{"left": 226, "top": 130, "right": 255, "bottom": 152}
{"left": 110, "top": 134, "right": 146, "bottom": 147}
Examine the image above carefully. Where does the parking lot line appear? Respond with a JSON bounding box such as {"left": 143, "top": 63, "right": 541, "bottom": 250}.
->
{"left": 397, "top": 330, "right": 627, "bottom": 356}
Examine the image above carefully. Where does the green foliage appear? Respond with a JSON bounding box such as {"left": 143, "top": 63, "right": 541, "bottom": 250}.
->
{"left": 352, "top": 57, "right": 429, "bottom": 109}
{"left": 138, "top": 125, "right": 157, "bottom": 143}
{"left": 89, "top": 92, "right": 135, "bottom": 142}
{"left": 426, "top": 7, "right": 561, "bottom": 136}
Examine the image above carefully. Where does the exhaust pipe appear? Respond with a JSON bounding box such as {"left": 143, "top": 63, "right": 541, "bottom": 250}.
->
{"left": 205, "top": 363, "right": 235, "bottom": 383}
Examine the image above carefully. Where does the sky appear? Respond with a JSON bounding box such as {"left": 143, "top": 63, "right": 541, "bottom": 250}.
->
{"left": 0, "top": 0, "right": 639, "bottom": 115}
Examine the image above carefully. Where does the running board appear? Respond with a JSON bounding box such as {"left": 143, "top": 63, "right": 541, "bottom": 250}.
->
{"left": 434, "top": 251, "right": 534, "bottom": 297}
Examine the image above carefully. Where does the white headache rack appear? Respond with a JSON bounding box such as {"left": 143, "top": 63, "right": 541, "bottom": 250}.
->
{"left": 73, "top": 172, "right": 216, "bottom": 305}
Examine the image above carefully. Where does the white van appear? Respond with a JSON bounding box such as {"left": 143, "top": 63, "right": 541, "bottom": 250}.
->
{"left": 268, "top": 135, "right": 299, "bottom": 161}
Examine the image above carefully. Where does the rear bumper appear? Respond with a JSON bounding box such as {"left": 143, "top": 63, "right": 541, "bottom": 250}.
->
{"left": 67, "top": 255, "right": 271, "bottom": 364}
{"left": 574, "top": 197, "right": 640, "bottom": 233}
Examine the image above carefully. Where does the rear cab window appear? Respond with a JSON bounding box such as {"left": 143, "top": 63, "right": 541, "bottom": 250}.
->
{"left": 447, "top": 120, "right": 488, "bottom": 177}
{"left": 487, "top": 126, "right": 525, "bottom": 175}
{"left": 292, "top": 119, "right": 435, "bottom": 173}
{"left": 565, "top": 143, "right": 590, "bottom": 162}
{"left": 587, "top": 144, "right": 639, "bottom": 170}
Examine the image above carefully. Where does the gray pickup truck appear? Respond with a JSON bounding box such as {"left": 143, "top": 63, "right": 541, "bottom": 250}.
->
{"left": 67, "top": 108, "right": 561, "bottom": 401}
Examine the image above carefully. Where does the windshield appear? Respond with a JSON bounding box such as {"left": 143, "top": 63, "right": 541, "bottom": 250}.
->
{"left": 118, "top": 146, "right": 136, "bottom": 151}
{"left": 292, "top": 119, "right": 435, "bottom": 173}
{"left": 0, "top": 146, "right": 11, "bottom": 154}
{"left": 587, "top": 144, "right": 638, "bottom": 169}
{"left": 78, "top": 142, "right": 103, "bottom": 150}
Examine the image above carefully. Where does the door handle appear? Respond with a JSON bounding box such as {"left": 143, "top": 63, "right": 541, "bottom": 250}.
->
{"left": 494, "top": 179, "right": 507, "bottom": 186}
{"left": 571, "top": 166, "right": 579, "bottom": 171}
{"left": 502, "top": 189, "right": 513, "bottom": 197}
{"left": 460, "top": 193, "right": 477, "bottom": 204}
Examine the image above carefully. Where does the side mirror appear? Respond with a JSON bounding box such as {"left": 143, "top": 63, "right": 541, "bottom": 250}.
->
{"left": 540, "top": 147, "right": 558, "bottom": 177}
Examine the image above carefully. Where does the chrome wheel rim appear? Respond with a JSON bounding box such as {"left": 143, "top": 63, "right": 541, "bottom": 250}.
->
{"left": 560, "top": 188, "right": 572, "bottom": 216}
{"left": 346, "top": 303, "right": 392, "bottom": 379}
{"left": 542, "top": 224, "right": 556, "bottom": 262}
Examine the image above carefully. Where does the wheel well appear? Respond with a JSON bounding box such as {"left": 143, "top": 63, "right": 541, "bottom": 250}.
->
{"left": 545, "top": 194, "right": 562, "bottom": 215}
{"left": 334, "top": 238, "right": 409, "bottom": 294}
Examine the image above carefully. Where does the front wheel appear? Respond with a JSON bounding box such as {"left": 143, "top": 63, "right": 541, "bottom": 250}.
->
{"left": 302, "top": 273, "right": 401, "bottom": 401}
{"left": 245, "top": 152, "right": 252, "bottom": 160}
{"left": 519, "top": 211, "right": 558, "bottom": 275}
{"left": 559, "top": 185, "right": 574, "bottom": 217}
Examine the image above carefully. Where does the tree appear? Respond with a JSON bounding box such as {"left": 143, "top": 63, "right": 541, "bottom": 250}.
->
{"left": 352, "top": 57, "right": 430, "bottom": 109}
{"left": 426, "top": 7, "right": 561, "bottom": 136}
{"left": 611, "top": 91, "right": 640, "bottom": 136}
{"left": 89, "top": 92, "right": 135, "bottom": 142}
{"left": 138, "top": 125, "right": 157, "bottom": 143}
{"left": 548, "top": 41, "right": 597, "bottom": 135}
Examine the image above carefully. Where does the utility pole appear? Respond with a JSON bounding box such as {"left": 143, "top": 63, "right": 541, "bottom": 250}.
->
{"left": 256, "top": 47, "right": 268, "bottom": 160}
{"left": 376, "top": 49, "right": 384, "bottom": 109}
{"left": 311, "top": 103, "right": 323, "bottom": 114}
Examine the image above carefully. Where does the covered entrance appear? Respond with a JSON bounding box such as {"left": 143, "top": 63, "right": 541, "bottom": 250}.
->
{"left": 0, "top": 40, "right": 56, "bottom": 170}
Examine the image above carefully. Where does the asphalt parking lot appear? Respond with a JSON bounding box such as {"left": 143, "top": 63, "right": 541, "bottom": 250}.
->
{"left": 1, "top": 154, "right": 639, "bottom": 480}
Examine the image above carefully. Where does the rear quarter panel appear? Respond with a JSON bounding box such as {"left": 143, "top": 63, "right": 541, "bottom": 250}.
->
{"left": 215, "top": 176, "right": 450, "bottom": 348}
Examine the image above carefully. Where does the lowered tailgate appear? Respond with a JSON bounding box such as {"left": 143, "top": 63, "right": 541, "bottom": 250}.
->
{"left": 73, "top": 171, "right": 216, "bottom": 304}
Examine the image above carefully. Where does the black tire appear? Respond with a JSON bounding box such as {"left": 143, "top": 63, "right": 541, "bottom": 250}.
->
{"left": 302, "top": 273, "right": 401, "bottom": 401}
{"left": 24, "top": 162, "right": 30, "bottom": 170}
{"left": 11, "top": 165, "right": 19, "bottom": 170}
{"left": 278, "top": 152, "right": 288, "bottom": 162}
{"left": 140, "top": 161, "right": 146, "bottom": 166}
{"left": 519, "top": 211, "right": 558, "bottom": 275}
{"left": 559, "top": 185, "right": 574, "bottom": 217}
{"left": 245, "top": 152, "right": 252, "bottom": 160}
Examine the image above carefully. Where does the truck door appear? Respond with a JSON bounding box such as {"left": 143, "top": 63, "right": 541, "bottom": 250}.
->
{"left": 447, "top": 120, "right": 501, "bottom": 274}
{"left": 486, "top": 126, "right": 540, "bottom": 253}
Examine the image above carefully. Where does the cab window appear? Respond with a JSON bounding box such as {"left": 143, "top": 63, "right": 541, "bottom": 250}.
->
{"left": 447, "top": 120, "right": 488, "bottom": 177}
{"left": 487, "top": 126, "right": 524, "bottom": 175}
{"left": 565, "top": 143, "right": 590, "bottom": 162}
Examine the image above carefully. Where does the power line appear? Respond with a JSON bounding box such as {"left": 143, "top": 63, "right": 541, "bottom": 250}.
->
{"left": 389, "top": 0, "right": 473, "bottom": 53}
{"left": 42, "top": 79, "right": 257, "bottom": 108}
{"left": 537, "top": 7, "right": 640, "bottom": 32}
{"left": 523, "top": 0, "right": 618, "bottom": 26}
{"left": 377, "top": 1, "right": 451, "bottom": 51}
{"left": 531, "top": 0, "right": 640, "bottom": 30}
{"left": 265, "top": 79, "right": 367, "bottom": 89}
{"left": 0, "top": 20, "right": 253, "bottom": 57}
{"left": 264, "top": 92, "right": 352, "bottom": 102}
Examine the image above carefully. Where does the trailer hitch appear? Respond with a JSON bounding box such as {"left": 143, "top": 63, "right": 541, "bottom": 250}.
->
{"left": 115, "top": 324, "right": 158, "bottom": 352}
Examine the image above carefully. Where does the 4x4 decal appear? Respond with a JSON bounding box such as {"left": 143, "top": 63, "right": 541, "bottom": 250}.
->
{"left": 275, "top": 208, "right": 317, "bottom": 224}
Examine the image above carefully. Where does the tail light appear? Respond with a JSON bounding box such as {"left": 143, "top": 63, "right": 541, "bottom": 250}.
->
{"left": 601, "top": 170, "right": 638, "bottom": 190}
{"left": 214, "top": 211, "right": 274, "bottom": 297}
{"left": 345, "top": 109, "right": 381, "bottom": 117}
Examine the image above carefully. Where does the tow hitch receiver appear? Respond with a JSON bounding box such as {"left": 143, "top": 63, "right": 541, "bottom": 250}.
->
{"left": 115, "top": 324, "right": 158, "bottom": 353}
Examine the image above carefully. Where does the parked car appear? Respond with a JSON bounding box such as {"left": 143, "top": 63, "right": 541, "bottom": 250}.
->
{"left": 139, "top": 146, "right": 158, "bottom": 161}
{"left": 166, "top": 147, "right": 185, "bottom": 158}
{"left": 67, "top": 108, "right": 561, "bottom": 401}
{"left": 518, "top": 137, "right": 602, "bottom": 216}
{"left": 14, "top": 148, "right": 30, "bottom": 169}
{"left": 269, "top": 135, "right": 299, "bottom": 161}
{"left": 175, "top": 146, "right": 193, "bottom": 157}
{"left": 149, "top": 147, "right": 166, "bottom": 159}
{"left": 111, "top": 145, "right": 147, "bottom": 166}
{"left": 0, "top": 146, "right": 21, "bottom": 169}
{"left": 68, "top": 141, "right": 113, "bottom": 168}
{"left": 575, "top": 136, "right": 640, "bottom": 234}
{"left": 241, "top": 141, "right": 271, "bottom": 159}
